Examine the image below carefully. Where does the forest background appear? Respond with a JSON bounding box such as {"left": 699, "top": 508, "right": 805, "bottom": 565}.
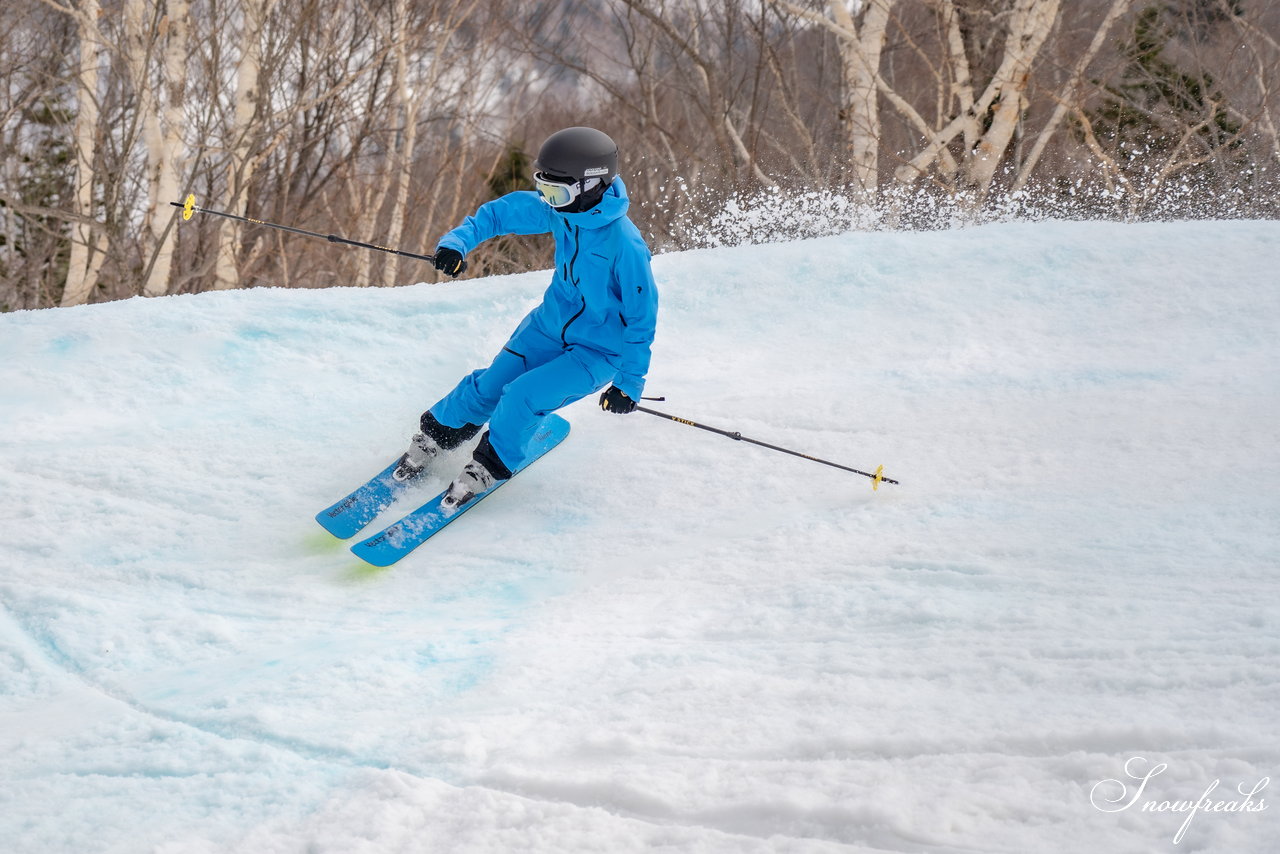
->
{"left": 2, "top": 0, "right": 1277, "bottom": 310}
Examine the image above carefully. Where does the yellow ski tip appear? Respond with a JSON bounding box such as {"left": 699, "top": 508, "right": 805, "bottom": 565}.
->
{"left": 872, "top": 464, "right": 884, "bottom": 491}
{"left": 182, "top": 194, "right": 196, "bottom": 221}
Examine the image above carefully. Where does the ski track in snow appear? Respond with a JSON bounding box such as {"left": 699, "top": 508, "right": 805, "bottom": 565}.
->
{"left": 1, "top": 221, "right": 1278, "bottom": 852}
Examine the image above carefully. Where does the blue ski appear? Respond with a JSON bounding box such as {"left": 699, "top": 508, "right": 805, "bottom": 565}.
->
{"left": 351, "top": 415, "right": 570, "bottom": 567}
{"left": 315, "top": 458, "right": 413, "bottom": 539}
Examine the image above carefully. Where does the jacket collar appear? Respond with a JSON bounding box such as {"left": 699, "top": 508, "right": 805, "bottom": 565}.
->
{"left": 556, "top": 177, "right": 630, "bottom": 230}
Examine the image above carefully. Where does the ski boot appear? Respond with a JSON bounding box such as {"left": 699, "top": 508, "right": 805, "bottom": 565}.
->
{"left": 440, "top": 433, "right": 513, "bottom": 514}
{"left": 393, "top": 413, "right": 482, "bottom": 482}
{"left": 392, "top": 432, "right": 442, "bottom": 482}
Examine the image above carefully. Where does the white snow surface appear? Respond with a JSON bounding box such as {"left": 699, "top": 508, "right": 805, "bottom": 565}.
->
{"left": 1, "top": 220, "right": 1278, "bottom": 853}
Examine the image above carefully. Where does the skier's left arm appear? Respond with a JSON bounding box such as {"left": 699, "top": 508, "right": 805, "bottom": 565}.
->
{"left": 611, "top": 235, "right": 659, "bottom": 402}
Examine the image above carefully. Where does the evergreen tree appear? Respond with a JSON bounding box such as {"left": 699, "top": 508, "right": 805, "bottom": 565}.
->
{"left": 5, "top": 94, "right": 75, "bottom": 309}
{"left": 487, "top": 145, "right": 534, "bottom": 199}
{"left": 1088, "top": 1, "right": 1245, "bottom": 188}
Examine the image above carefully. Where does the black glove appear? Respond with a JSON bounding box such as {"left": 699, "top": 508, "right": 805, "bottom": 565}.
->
{"left": 599, "top": 386, "right": 636, "bottom": 414}
{"left": 433, "top": 247, "right": 467, "bottom": 278}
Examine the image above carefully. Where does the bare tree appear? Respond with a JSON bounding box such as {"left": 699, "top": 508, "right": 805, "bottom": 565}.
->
{"left": 213, "top": 0, "right": 271, "bottom": 291}
{"left": 607, "top": 0, "right": 778, "bottom": 188}
{"left": 1009, "top": 0, "right": 1133, "bottom": 192}
{"left": 124, "top": 0, "right": 190, "bottom": 298}
{"left": 774, "top": 0, "right": 896, "bottom": 194}
{"left": 888, "top": 0, "right": 1062, "bottom": 194}
{"left": 58, "top": 0, "right": 110, "bottom": 307}
{"left": 384, "top": 0, "right": 492, "bottom": 287}
{"left": 1230, "top": 6, "right": 1280, "bottom": 168}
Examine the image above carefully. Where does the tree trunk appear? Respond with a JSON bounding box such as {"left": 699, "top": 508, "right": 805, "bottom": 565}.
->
{"left": 893, "top": 0, "right": 1060, "bottom": 193}
{"left": 384, "top": 0, "right": 419, "bottom": 288}
{"left": 126, "top": 0, "right": 189, "bottom": 298}
{"left": 830, "top": 0, "right": 894, "bottom": 195}
{"left": 151, "top": 1, "right": 189, "bottom": 296}
{"left": 213, "top": 0, "right": 266, "bottom": 291}
{"left": 1011, "top": 0, "right": 1130, "bottom": 193}
{"left": 965, "top": 0, "right": 1061, "bottom": 193}
{"left": 61, "top": 0, "right": 108, "bottom": 308}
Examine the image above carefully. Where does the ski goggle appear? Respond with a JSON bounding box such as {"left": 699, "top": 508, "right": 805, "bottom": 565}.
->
{"left": 534, "top": 171, "right": 581, "bottom": 208}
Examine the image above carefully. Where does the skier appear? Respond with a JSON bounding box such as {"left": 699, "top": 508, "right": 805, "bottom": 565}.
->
{"left": 393, "top": 126, "right": 659, "bottom": 513}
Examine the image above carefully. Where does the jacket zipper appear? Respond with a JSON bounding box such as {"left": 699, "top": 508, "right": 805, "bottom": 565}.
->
{"left": 560, "top": 298, "right": 586, "bottom": 346}
{"left": 560, "top": 223, "right": 585, "bottom": 345}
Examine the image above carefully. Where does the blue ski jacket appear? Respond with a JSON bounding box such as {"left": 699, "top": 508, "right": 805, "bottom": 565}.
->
{"left": 436, "top": 177, "right": 658, "bottom": 401}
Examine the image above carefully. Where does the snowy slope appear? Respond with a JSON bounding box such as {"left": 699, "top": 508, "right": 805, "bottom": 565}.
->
{"left": 1, "top": 220, "right": 1278, "bottom": 853}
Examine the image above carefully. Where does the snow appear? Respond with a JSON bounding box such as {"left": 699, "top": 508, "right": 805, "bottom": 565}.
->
{"left": 1, "top": 220, "right": 1278, "bottom": 853}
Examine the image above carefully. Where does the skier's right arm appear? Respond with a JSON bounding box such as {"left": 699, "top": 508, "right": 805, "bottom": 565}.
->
{"left": 435, "top": 191, "right": 552, "bottom": 263}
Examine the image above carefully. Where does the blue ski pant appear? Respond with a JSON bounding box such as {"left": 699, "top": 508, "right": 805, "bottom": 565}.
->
{"left": 428, "top": 316, "right": 617, "bottom": 472}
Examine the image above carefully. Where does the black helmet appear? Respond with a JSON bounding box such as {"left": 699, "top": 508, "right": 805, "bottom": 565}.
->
{"left": 534, "top": 127, "right": 618, "bottom": 185}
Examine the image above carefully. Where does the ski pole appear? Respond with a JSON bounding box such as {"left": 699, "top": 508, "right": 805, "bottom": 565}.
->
{"left": 169, "top": 194, "right": 437, "bottom": 265}
{"left": 636, "top": 405, "right": 898, "bottom": 490}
